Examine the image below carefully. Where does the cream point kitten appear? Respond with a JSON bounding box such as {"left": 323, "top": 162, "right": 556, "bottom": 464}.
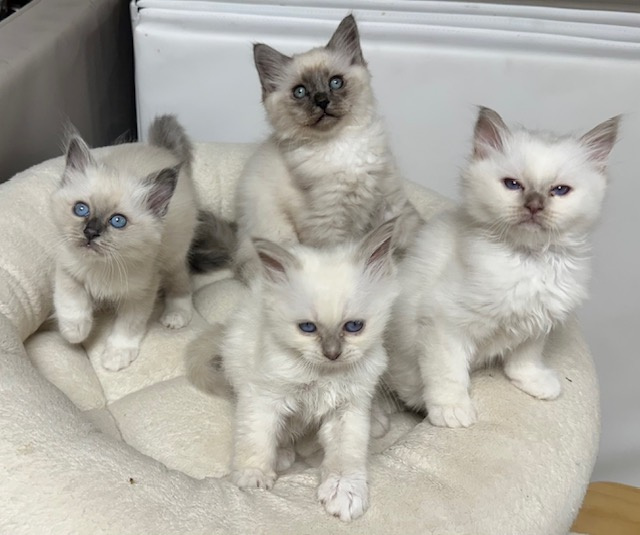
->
{"left": 52, "top": 115, "right": 198, "bottom": 371}
{"left": 385, "top": 107, "right": 619, "bottom": 428}
{"left": 233, "top": 14, "right": 420, "bottom": 282}
{"left": 188, "top": 219, "right": 399, "bottom": 522}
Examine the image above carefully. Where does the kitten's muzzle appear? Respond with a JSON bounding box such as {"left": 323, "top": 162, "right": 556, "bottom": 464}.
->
{"left": 83, "top": 218, "right": 103, "bottom": 242}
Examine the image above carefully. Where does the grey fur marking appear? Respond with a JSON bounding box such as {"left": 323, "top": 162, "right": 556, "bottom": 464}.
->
{"left": 188, "top": 210, "right": 238, "bottom": 273}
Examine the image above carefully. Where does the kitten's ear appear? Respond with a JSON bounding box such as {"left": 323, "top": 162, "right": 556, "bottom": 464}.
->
{"left": 64, "top": 135, "right": 95, "bottom": 178}
{"left": 253, "top": 43, "right": 292, "bottom": 96}
{"left": 145, "top": 165, "right": 180, "bottom": 218}
{"left": 580, "top": 115, "right": 621, "bottom": 166}
{"left": 253, "top": 238, "right": 301, "bottom": 283}
{"left": 473, "top": 106, "right": 509, "bottom": 159}
{"left": 358, "top": 217, "right": 397, "bottom": 278}
{"left": 326, "top": 15, "right": 366, "bottom": 66}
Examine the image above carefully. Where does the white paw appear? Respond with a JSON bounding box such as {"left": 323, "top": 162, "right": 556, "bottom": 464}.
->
{"left": 370, "top": 409, "right": 390, "bottom": 439}
{"left": 160, "top": 308, "right": 192, "bottom": 329}
{"left": 427, "top": 398, "right": 477, "bottom": 428}
{"left": 59, "top": 316, "right": 92, "bottom": 344}
{"left": 510, "top": 368, "right": 562, "bottom": 400}
{"left": 101, "top": 343, "right": 139, "bottom": 371}
{"left": 230, "top": 467, "right": 276, "bottom": 490}
{"left": 317, "top": 473, "right": 369, "bottom": 522}
{"left": 276, "top": 447, "right": 296, "bottom": 472}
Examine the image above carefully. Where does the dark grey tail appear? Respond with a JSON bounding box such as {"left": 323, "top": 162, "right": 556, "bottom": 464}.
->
{"left": 148, "top": 114, "right": 193, "bottom": 170}
{"left": 189, "top": 210, "right": 238, "bottom": 273}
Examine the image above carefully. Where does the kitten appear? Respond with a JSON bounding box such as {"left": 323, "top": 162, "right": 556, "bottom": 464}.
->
{"left": 233, "top": 14, "right": 420, "bottom": 282}
{"left": 188, "top": 219, "right": 399, "bottom": 521}
{"left": 385, "top": 107, "right": 619, "bottom": 428}
{"left": 52, "top": 115, "right": 199, "bottom": 371}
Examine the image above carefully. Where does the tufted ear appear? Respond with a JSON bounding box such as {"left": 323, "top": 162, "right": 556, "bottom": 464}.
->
{"left": 357, "top": 217, "right": 397, "bottom": 278}
{"left": 253, "top": 43, "right": 292, "bottom": 97}
{"left": 580, "top": 115, "right": 621, "bottom": 167}
{"left": 63, "top": 135, "right": 96, "bottom": 181}
{"left": 252, "top": 238, "right": 301, "bottom": 284}
{"left": 326, "top": 14, "right": 366, "bottom": 66}
{"left": 145, "top": 166, "right": 179, "bottom": 218}
{"left": 473, "top": 106, "right": 510, "bottom": 159}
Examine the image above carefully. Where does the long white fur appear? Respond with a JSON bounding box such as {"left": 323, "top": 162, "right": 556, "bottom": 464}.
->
{"left": 52, "top": 118, "right": 198, "bottom": 371}
{"left": 385, "top": 108, "right": 618, "bottom": 428}
{"left": 188, "top": 221, "right": 398, "bottom": 521}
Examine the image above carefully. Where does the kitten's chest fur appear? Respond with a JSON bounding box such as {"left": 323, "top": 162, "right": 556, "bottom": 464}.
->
{"left": 283, "top": 126, "right": 393, "bottom": 246}
{"left": 64, "top": 256, "right": 155, "bottom": 303}
{"left": 457, "top": 237, "right": 589, "bottom": 348}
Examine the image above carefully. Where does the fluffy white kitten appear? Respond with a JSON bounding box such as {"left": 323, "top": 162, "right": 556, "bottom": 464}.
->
{"left": 188, "top": 220, "right": 399, "bottom": 521}
{"left": 386, "top": 107, "right": 619, "bottom": 428}
{"left": 234, "top": 14, "right": 419, "bottom": 281}
{"left": 52, "top": 116, "right": 198, "bottom": 371}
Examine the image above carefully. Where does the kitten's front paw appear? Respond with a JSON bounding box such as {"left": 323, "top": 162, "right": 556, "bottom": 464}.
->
{"left": 160, "top": 308, "right": 192, "bottom": 330}
{"left": 317, "top": 473, "right": 369, "bottom": 522}
{"left": 231, "top": 467, "right": 276, "bottom": 490}
{"left": 59, "top": 316, "right": 92, "bottom": 344}
{"left": 509, "top": 368, "right": 562, "bottom": 400}
{"left": 427, "top": 398, "right": 477, "bottom": 428}
{"left": 101, "top": 343, "right": 139, "bottom": 371}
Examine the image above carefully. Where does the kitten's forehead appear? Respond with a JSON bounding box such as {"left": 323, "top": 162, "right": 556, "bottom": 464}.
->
{"left": 509, "top": 132, "right": 586, "bottom": 185}
{"left": 290, "top": 47, "right": 351, "bottom": 79}
{"left": 61, "top": 165, "right": 143, "bottom": 213}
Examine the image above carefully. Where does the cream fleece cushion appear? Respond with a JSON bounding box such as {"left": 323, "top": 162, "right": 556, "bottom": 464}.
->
{"left": 0, "top": 143, "right": 597, "bottom": 535}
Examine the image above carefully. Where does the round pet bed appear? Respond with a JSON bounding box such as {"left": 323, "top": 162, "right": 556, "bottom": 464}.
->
{"left": 0, "top": 142, "right": 598, "bottom": 535}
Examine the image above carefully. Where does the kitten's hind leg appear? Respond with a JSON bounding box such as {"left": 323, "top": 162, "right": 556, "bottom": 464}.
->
{"left": 504, "top": 336, "right": 561, "bottom": 400}
{"left": 101, "top": 288, "right": 156, "bottom": 371}
{"left": 160, "top": 259, "right": 193, "bottom": 329}
{"left": 420, "top": 323, "right": 477, "bottom": 428}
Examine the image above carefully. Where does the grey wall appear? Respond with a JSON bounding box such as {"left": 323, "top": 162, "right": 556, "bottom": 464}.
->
{"left": 0, "top": 0, "right": 136, "bottom": 183}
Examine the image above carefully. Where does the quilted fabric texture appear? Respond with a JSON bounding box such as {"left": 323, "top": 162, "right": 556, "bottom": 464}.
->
{"left": 0, "top": 143, "right": 598, "bottom": 534}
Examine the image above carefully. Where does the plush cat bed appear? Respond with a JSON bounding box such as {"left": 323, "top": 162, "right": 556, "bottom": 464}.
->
{"left": 0, "top": 142, "right": 597, "bottom": 535}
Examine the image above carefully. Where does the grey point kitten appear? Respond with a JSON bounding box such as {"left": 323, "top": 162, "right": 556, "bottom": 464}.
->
{"left": 232, "top": 14, "right": 421, "bottom": 282}
{"left": 52, "top": 115, "right": 199, "bottom": 371}
{"left": 187, "top": 218, "right": 400, "bottom": 522}
{"left": 385, "top": 107, "right": 619, "bottom": 428}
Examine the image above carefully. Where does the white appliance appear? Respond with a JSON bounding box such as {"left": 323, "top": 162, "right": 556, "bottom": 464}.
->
{"left": 131, "top": 0, "right": 640, "bottom": 486}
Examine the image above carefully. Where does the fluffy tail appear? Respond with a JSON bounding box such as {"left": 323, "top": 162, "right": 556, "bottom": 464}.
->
{"left": 186, "top": 325, "right": 228, "bottom": 394}
{"left": 189, "top": 210, "right": 238, "bottom": 273}
{"left": 148, "top": 114, "right": 194, "bottom": 171}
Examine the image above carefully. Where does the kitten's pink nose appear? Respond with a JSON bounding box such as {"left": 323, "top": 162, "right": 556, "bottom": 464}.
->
{"left": 323, "top": 350, "right": 342, "bottom": 361}
{"left": 525, "top": 193, "right": 545, "bottom": 215}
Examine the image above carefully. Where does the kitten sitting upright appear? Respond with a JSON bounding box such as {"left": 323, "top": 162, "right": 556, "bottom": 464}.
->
{"left": 233, "top": 14, "right": 420, "bottom": 282}
{"left": 52, "top": 115, "right": 198, "bottom": 371}
{"left": 188, "top": 219, "right": 400, "bottom": 522}
{"left": 385, "top": 107, "right": 619, "bottom": 428}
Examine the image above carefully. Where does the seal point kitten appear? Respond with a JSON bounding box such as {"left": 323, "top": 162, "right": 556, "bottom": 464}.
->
{"left": 232, "top": 14, "right": 421, "bottom": 282}
{"left": 385, "top": 107, "right": 619, "bottom": 428}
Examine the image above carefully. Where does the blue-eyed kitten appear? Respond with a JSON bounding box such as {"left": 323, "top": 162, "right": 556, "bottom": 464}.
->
{"left": 52, "top": 115, "right": 198, "bottom": 371}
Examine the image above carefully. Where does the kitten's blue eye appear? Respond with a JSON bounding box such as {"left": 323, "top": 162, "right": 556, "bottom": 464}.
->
{"left": 109, "top": 214, "right": 127, "bottom": 229}
{"left": 329, "top": 76, "right": 343, "bottom": 90}
{"left": 298, "top": 322, "right": 317, "bottom": 333}
{"left": 293, "top": 85, "right": 307, "bottom": 99}
{"left": 73, "top": 202, "right": 90, "bottom": 218}
{"left": 344, "top": 320, "right": 364, "bottom": 333}
{"left": 503, "top": 178, "right": 523, "bottom": 191}
{"left": 550, "top": 185, "right": 572, "bottom": 196}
